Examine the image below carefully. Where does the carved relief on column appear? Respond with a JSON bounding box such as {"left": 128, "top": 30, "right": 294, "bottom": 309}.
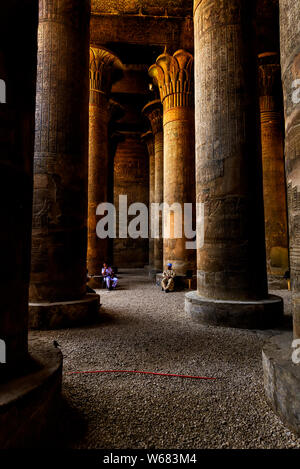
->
{"left": 149, "top": 50, "right": 195, "bottom": 276}
{"left": 193, "top": 0, "right": 270, "bottom": 302}
{"left": 280, "top": 0, "right": 300, "bottom": 337}
{"left": 258, "top": 52, "right": 289, "bottom": 282}
{"left": 31, "top": 0, "right": 91, "bottom": 305}
{"left": 88, "top": 47, "right": 123, "bottom": 277}
{"left": 141, "top": 130, "right": 155, "bottom": 270}
{"left": 142, "top": 100, "right": 164, "bottom": 271}
{"left": 107, "top": 101, "right": 125, "bottom": 265}
{"left": 183, "top": 0, "right": 284, "bottom": 329}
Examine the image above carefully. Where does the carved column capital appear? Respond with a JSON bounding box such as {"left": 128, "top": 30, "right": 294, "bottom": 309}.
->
{"left": 149, "top": 49, "right": 194, "bottom": 112}
{"left": 258, "top": 52, "right": 282, "bottom": 118}
{"left": 89, "top": 47, "right": 123, "bottom": 101}
{"left": 258, "top": 53, "right": 281, "bottom": 96}
{"left": 142, "top": 100, "right": 163, "bottom": 135}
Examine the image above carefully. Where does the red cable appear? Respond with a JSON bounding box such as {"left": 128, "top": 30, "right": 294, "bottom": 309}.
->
{"left": 67, "top": 369, "right": 216, "bottom": 380}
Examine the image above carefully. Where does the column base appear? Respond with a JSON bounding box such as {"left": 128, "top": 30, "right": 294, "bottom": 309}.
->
{"left": 156, "top": 273, "right": 197, "bottom": 290}
{"left": 0, "top": 336, "right": 63, "bottom": 448}
{"left": 29, "top": 293, "right": 100, "bottom": 330}
{"left": 262, "top": 333, "right": 300, "bottom": 436}
{"left": 185, "top": 291, "right": 283, "bottom": 329}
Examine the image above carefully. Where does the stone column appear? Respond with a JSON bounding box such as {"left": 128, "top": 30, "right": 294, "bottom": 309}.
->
{"left": 108, "top": 100, "right": 126, "bottom": 210}
{"left": 88, "top": 48, "right": 122, "bottom": 282}
{"left": 262, "top": 2, "right": 300, "bottom": 437}
{"left": 107, "top": 128, "right": 125, "bottom": 265}
{"left": 0, "top": 0, "right": 38, "bottom": 371}
{"left": 141, "top": 130, "right": 155, "bottom": 272}
{"left": 280, "top": 0, "right": 300, "bottom": 339}
{"left": 149, "top": 52, "right": 196, "bottom": 278}
{"left": 142, "top": 99, "right": 164, "bottom": 273}
{"left": 258, "top": 52, "right": 289, "bottom": 287}
{"left": 185, "top": 0, "right": 283, "bottom": 328}
{"left": 29, "top": 0, "right": 100, "bottom": 329}
{"left": 0, "top": 0, "right": 63, "bottom": 448}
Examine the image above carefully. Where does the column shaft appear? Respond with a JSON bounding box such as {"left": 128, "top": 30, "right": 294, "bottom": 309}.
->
{"left": 108, "top": 125, "right": 125, "bottom": 265}
{"left": 195, "top": 0, "right": 267, "bottom": 301}
{"left": 258, "top": 53, "right": 289, "bottom": 283}
{"left": 163, "top": 106, "right": 195, "bottom": 275}
{"left": 88, "top": 91, "right": 109, "bottom": 274}
{"left": 262, "top": 2, "right": 300, "bottom": 436}
{"left": 142, "top": 100, "right": 164, "bottom": 272}
{"left": 0, "top": 0, "right": 38, "bottom": 370}
{"left": 280, "top": 0, "right": 300, "bottom": 338}
{"left": 88, "top": 48, "right": 122, "bottom": 276}
{"left": 154, "top": 129, "right": 164, "bottom": 271}
{"left": 186, "top": 0, "right": 283, "bottom": 328}
{"left": 141, "top": 131, "right": 155, "bottom": 270}
{"left": 29, "top": 0, "right": 99, "bottom": 329}
{"left": 149, "top": 51, "right": 196, "bottom": 277}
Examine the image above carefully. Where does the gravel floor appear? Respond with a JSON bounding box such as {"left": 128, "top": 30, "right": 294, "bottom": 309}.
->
{"left": 31, "top": 270, "right": 300, "bottom": 449}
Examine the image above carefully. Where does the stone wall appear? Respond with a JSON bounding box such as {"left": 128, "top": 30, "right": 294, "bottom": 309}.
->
{"left": 113, "top": 133, "right": 149, "bottom": 268}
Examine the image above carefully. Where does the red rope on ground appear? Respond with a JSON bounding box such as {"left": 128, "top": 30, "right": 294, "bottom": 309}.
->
{"left": 67, "top": 370, "right": 216, "bottom": 380}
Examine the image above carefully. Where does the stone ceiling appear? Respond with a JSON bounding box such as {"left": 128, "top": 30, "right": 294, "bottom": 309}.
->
{"left": 91, "top": 0, "right": 193, "bottom": 17}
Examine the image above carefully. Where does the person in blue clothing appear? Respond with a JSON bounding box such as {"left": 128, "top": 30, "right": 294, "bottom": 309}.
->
{"left": 102, "top": 262, "right": 118, "bottom": 290}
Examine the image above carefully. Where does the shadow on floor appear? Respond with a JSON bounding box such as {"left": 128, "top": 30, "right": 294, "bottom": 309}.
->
{"left": 43, "top": 396, "right": 88, "bottom": 449}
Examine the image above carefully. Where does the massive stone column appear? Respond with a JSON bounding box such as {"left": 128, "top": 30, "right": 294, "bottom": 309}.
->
{"left": 29, "top": 0, "right": 99, "bottom": 329}
{"left": 141, "top": 130, "right": 155, "bottom": 272}
{"left": 0, "top": 0, "right": 37, "bottom": 373}
{"left": 88, "top": 48, "right": 122, "bottom": 282}
{"left": 142, "top": 100, "right": 164, "bottom": 273}
{"left": 262, "top": 2, "right": 300, "bottom": 436}
{"left": 149, "top": 51, "right": 196, "bottom": 278}
{"left": 279, "top": 0, "right": 300, "bottom": 339}
{"left": 0, "top": 0, "right": 63, "bottom": 448}
{"left": 258, "top": 52, "right": 289, "bottom": 287}
{"left": 185, "top": 0, "right": 283, "bottom": 328}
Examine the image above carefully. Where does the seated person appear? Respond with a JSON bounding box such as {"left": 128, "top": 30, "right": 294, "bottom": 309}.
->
{"left": 102, "top": 262, "right": 118, "bottom": 290}
{"left": 161, "top": 263, "right": 176, "bottom": 293}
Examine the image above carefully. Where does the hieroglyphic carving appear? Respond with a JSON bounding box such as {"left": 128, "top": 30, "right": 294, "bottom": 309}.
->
{"left": 141, "top": 130, "right": 155, "bottom": 268}
{"left": 149, "top": 50, "right": 195, "bottom": 275}
{"left": 194, "top": 0, "right": 268, "bottom": 301}
{"left": 39, "top": 0, "right": 90, "bottom": 29}
{"left": 88, "top": 49, "right": 123, "bottom": 274}
{"left": 31, "top": 0, "right": 91, "bottom": 302}
{"left": 258, "top": 53, "right": 288, "bottom": 278}
{"left": 280, "top": 0, "right": 300, "bottom": 336}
